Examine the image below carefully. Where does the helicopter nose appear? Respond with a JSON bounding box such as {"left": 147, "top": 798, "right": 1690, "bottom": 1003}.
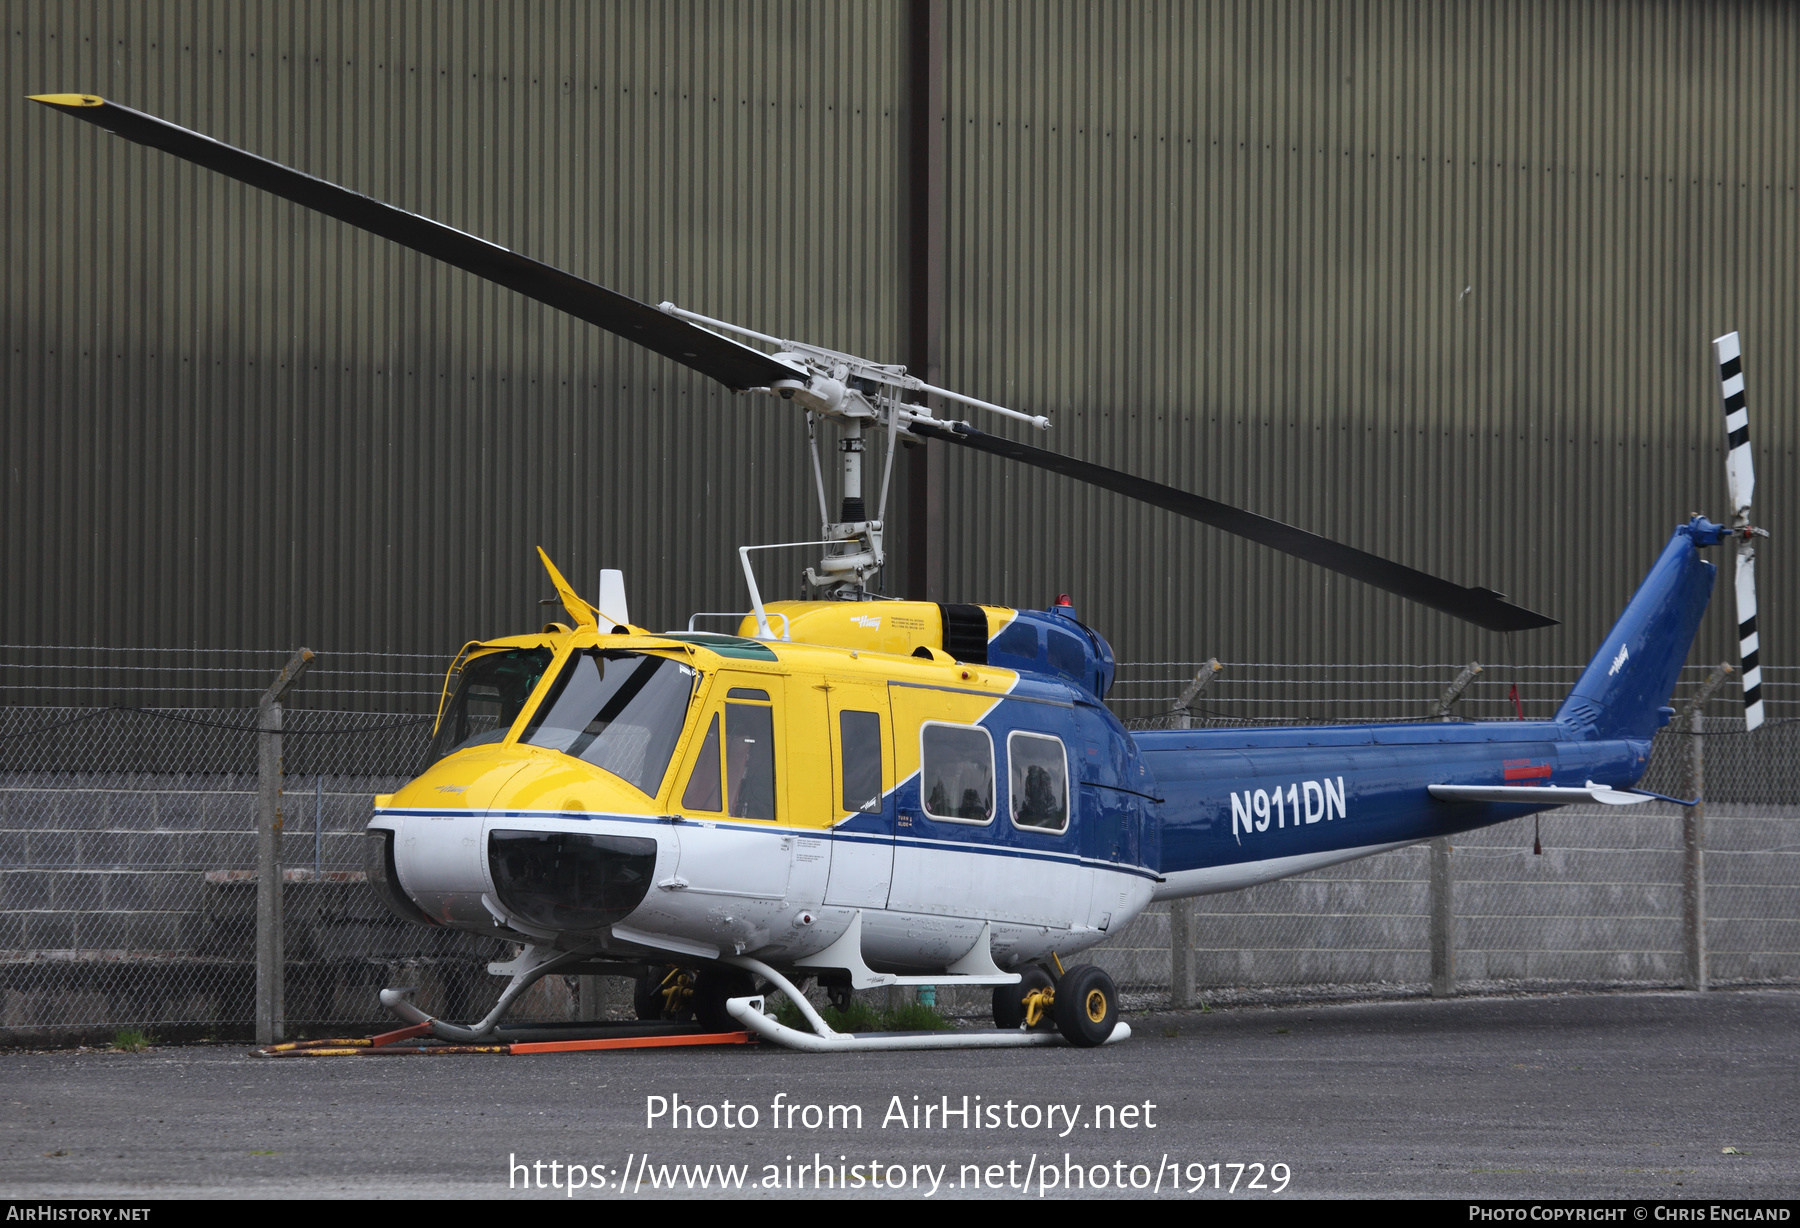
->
{"left": 487, "top": 829, "right": 659, "bottom": 932}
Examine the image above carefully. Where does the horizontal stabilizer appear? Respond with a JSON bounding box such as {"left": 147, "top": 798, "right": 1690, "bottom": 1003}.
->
{"left": 1428, "top": 782, "right": 1652, "bottom": 807}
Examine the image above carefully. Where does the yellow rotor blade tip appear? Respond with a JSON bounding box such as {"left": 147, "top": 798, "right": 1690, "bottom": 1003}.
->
{"left": 29, "top": 93, "right": 104, "bottom": 107}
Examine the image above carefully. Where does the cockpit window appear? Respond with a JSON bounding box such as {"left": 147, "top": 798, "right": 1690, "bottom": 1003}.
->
{"left": 424, "top": 647, "right": 554, "bottom": 768}
{"left": 520, "top": 650, "right": 697, "bottom": 797}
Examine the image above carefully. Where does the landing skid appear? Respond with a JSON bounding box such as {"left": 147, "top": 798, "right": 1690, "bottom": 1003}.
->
{"left": 379, "top": 942, "right": 593, "bottom": 1043}
{"left": 374, "top": 921, "right": 1133, "bottom": 1052}
{"left": 724, "top": 955, "right": 1132, "bottom": 1052}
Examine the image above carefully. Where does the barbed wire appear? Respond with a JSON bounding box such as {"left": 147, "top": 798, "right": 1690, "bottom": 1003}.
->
{"left": 0, "top": 706, "right": 433, "bottom": 743}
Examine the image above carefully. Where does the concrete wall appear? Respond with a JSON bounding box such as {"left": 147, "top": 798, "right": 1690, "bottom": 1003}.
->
{"left": 5, "top": 774, "right": 1794, "bottom": 1043}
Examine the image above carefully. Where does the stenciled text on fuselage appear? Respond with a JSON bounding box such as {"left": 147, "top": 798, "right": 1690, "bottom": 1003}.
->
{"left": 1230, "top": 777, "right": 1347, "bottom": 839}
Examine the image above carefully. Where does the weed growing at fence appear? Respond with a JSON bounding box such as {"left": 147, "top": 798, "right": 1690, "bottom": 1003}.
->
{"left": 772, "top": 996, "right": 951, "bottom": 1033}
{"left": 110, "top": 1028, "right": 151, "bottom": 1052}
{"left": 884, "top": 1001, "right": 953, "bottom": 1031}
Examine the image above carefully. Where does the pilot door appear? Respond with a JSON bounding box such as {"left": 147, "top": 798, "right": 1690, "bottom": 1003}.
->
{"left": 822, "top": 678, "right": 895, "bottom": 909}
{"left": 669, "top": 672, "right": 793, "bottom": 900}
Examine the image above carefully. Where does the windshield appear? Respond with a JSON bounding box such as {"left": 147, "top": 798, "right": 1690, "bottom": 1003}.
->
{"left": 424, "top": 647, "right": 555, "bottom": 768}
{"left": 520, "top": 650, "right": 698, "bottom": 797}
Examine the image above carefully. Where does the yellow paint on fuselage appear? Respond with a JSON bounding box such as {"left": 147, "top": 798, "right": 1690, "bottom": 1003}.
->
{"left": 738, "top": 601, "right": 1015, "bottom": 658}
{"left": 384, "top": 625, "right": 1021, "bottom": 832}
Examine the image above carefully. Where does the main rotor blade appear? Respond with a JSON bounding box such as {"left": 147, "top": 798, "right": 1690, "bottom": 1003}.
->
{"left": 913, "top": 419, "right": 1558, "bottom": 633}
{"left": 30, "top": 94, "right": 804, "bottom": 392}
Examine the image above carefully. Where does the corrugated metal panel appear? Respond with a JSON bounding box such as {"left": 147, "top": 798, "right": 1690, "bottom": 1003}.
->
{"left": 936, "top": 0, "right": 1796, "bottom": 670}
{"left": 4, "top": 1, "right": 1795, "bottom": 688}
{"left": 2, "top": 0, "right": 902, "bottom": 655}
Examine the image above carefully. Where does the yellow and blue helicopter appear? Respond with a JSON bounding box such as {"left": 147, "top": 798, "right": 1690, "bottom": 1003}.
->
{"left": 33, "top": 94, "right": 1768, "bottom": 1052}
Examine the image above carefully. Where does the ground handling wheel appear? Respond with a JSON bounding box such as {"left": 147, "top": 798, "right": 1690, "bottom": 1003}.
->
{"left": 634, "top": 965, "right": 695, "bottom": 1022}
{"left": 992, "top": 963, "right": 1056, "bottom": 1030}
{"left": 691, "top": 966, "right": 758, "bottom": 1033}
{"left": 1051, "top": 964, "right": 1118, "bottom": 1047}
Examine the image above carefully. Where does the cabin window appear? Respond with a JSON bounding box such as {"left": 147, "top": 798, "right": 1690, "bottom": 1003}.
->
{"left": 519, "top": 650, "right": 697, "bottom": 797}
{"left": 724, "top": 699, "right": 777, "bottom": 820}
{"left": 679, "top": 714, "right": 723, "bottom": 811}
{"left": 839, "top": 710, "right": 884, "bottom": 813}
{"left": 1008, "top": 731, "right": 1069, "bottom": 833}
{"left": 920, "top": 722, "right": 994, "bottom": 823}
{"left": 424, "top": 647, "right": 554, "bottom": 768}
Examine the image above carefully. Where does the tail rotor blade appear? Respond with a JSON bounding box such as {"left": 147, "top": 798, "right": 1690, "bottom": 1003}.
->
{"left": 1736, "top": 540, "right": 1764, "bottom": 730}
{"left": 1714, "top": 331, "right": 1766, "bottom": 731}
{"left": 1714, "top": 332, "right": 1755, "bottom": 523}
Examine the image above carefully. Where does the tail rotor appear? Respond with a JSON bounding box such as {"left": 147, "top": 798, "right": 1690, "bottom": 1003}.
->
{"left": 1713, "top": 331, "right": 1771, "bottom": 730}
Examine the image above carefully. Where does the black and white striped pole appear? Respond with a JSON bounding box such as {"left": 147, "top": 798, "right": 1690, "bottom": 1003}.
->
{"left": 1714, "top": 332, "right": 1769, "bottom": 731}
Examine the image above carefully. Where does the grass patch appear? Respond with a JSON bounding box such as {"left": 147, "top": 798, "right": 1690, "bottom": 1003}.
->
{"left": 883, "top": 1001, "right": 953, "bottom": 1032}
{"left": 110, "top": 1028, "right": 151, "bottom": 1053}
{"left": 772, "top": 995, "right": 950, "bottom": 1033}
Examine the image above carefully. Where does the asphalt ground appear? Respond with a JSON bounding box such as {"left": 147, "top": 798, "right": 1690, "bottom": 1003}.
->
{"left": 1, "top": 988, "right": 1795, "bottom": 1201}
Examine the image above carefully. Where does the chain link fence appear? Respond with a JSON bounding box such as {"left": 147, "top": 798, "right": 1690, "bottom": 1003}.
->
{"left": 0, "top": 647, "right": 589, "bottom": 1045}
{"left": 1081, "top": 661, "right": 1800, "bottom": 1008}
{"left": 2, "top": 648, "right": 1795, "bottom": 1043}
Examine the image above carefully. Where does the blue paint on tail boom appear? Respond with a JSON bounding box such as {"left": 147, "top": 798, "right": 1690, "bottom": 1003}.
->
{"left": 1124, "top": 520, "right": 1720, "bottom": 895}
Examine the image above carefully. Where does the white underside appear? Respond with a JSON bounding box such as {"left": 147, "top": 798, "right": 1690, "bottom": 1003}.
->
{"left": 376, "top": 808, "right": 1155, "bottom": 975}
{"left": 1151, "top": 838, "right": 1420, "bottom": 901}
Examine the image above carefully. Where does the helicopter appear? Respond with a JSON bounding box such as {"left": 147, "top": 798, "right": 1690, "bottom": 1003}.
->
{"left": 32, "top": 94, "right": 1769, "bottom": 1052}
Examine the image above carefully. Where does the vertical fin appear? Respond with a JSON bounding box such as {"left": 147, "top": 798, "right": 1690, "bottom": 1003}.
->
{"left": 1555, "top": 523, "right": 1716, "bottom": 740}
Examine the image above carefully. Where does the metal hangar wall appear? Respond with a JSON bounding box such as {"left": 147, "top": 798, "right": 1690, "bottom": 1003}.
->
{"left": 3, "top": 1, "right": 1794, "bottom": 674}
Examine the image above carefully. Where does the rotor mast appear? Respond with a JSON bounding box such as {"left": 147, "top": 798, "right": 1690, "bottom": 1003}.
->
{"left": 662, "top": 303, "right": 1051, "bottom": 601}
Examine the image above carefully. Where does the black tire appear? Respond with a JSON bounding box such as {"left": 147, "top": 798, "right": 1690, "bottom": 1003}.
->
{"left": 1052, "top": 964, "right": 1118, "bottom": 1048}
{"left": 634, "top": 965, "right": 694, "bottom": 1021}
{"left": 992, "top": 964, "right": 1056, "bottom": 1030}
{"left": 691, "top": 966, "right": 757, "bottom": 1033}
